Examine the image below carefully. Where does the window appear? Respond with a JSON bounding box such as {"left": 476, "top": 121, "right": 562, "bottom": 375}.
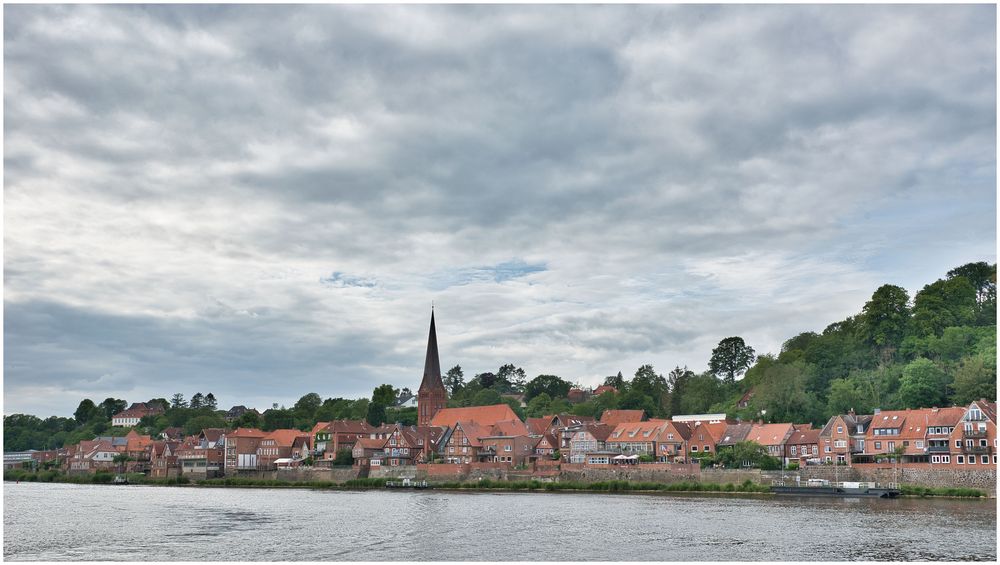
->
{"left": 825, "top": 446, "right": 831, "bottom": 453}
{"left": 504, "top": 445, "right": 512, "bottom": 452}
{"left": 932, "top": 455, "right": 940, "bottom": 463}
{"left": 980, "top": 439, "right": 988, "bottom": 447}
{"left": 956, "top": 440, "right": 962, "bottom": 448}
{"left": 957, "top": 455, "right": 965, "bottom": 464}
{"left": 691, "top": 446, "right": 698, "bottom": 452}
{"left": 981, "top": 455, "right": 988, "bottom": 464}
{"left": 969, "top": 456, "right": 977, "bottom": 465}
{"left": 837, "top": 426, "right": 843, "bottom": 434}
{"left": 915, "top": 441, "right": 923, "bottom": 449}
{"left": 942, "top": 455, "right": 950, "bottom": 463}
{"left": 887, "top": 442, "right": 895, "bottom": 451}
{"left": 791, "top": 446, "right": 797, "bottom": 455}
{"left": 874, "top": 442, "right": 881, "bottom": 450}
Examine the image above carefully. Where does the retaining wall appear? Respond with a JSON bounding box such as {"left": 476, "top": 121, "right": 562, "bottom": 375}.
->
{"left": 852, "top": 464, "right": 996, "bottom": 492}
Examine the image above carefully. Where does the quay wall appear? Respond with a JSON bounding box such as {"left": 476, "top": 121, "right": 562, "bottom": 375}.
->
{"left": 231, "top": 467, "right": 358, "bottom": 483}
{"left": 851, "top": 464, "right": 996, "bottom": 492}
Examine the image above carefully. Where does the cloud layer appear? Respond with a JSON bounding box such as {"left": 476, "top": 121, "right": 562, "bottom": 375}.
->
{"left": 4, "top": 4, "right": 996, "bottom": 416}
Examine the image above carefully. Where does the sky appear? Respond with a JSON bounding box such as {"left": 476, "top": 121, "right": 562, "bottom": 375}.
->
{"left": 3, "top": 4, "right": 996, "bottom": 418}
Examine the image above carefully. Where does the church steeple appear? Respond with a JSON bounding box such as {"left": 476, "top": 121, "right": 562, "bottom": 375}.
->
{"left": 417, "top": 308, "right": 448, "bottom": 426}
{"left": 419, "top": 309, "right": 443, "bottom": 392}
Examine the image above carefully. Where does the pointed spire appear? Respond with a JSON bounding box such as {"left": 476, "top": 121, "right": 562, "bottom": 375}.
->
{"left": 419, "top": 309, "right": 445, "bottom": 394}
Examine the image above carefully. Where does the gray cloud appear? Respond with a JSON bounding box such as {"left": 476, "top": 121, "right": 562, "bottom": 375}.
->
{"left": 3, "top": 4, "right": 995, "bottom": 416}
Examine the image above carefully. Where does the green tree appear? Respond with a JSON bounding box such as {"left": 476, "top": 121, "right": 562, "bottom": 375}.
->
{"left": 262, "top": 408, "right": 295, "bottom": 431}
{"left": 235, "top": 410, "right": 261, "bottom": 429}
{"left": 204, "top": 393, "right": 218, "bottom": 410}
{"left": 947, "top": 262, "right": 996, "bottom": 306}
{"left": 497, "top": 364, "right": 528, "bottom": 393}
{"left": 170, "top": 393, "right": 187, "bottom": 409}
{"left": 184, "top": 414, "right": 226, "bottom": 436}
{"left": 826, "top": 378, "right": 872, "bottom": 416}
{"left": 751, "top": 361, "right": 821, "bottom": 424}
{"left": 74, "top": 399, "right": 102, "bottom": 424}
{"left": 859, "top": 284, "right": 911, "bottom": 351}
{"left": 896, "top": 358, "right": 949, "bottom": 408}
{"left": 526, "top": 392, "right": 553, "bottom": 418}
{"left": 471, "top": 389, "right": 502, "bottom": 406}
{"left": 443, "top": 365, "right": 465, "bottom": 394}
{"left": 366, "top": 403, "right": 387, "bottom": 427}
{"left": 951, "top": 354, "right": 997, "bottom": 405}
{"left": 524, "top": 374, "right": 572, "bottom": 401}
{"left": 371, "top": 385, "right": 398, "bottom": 408}
{"left": 666, "top": 366, "right": 694, "bottom": 417}
{"left": 293, "top": 392, "right": 323, "bottom": 423}
{"left": 190, "top": 393, "right": 204, "bottom": 409}
{"left": 912, "top": 277, "right": 977, "bottom": 337}
{"left": 603, "top": 372, "right": 625, "bottom": 390}
{"left": 678, "top": 373, "right": 724, "bottom": 415}
{"left": 98, "top": 398, "right": 127, "bottom": 421}
{"left": 708, "top": 337, "right": 756, "bottom": 385}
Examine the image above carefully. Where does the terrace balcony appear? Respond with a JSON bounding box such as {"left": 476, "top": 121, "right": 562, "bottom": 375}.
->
{"left": 963, "top": 428, "right": 988, "bottom": 438}
{"left": 962, "top": 445, "right": 990, "bottom": 455}
{"left": 925, "top": 445, "right": 950, "bottom": 453}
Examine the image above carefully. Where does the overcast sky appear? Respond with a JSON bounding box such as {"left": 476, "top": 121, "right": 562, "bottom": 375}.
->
{"left": 4, "top": 4, "right": 996, "bottom": 418}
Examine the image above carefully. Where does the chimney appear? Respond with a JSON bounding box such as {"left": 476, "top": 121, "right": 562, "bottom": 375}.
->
{"left": 848, "top": 408, "right": 855, "bottom": 417}
{"left": 874, "top": 408, "right": 881, "bottom": 415}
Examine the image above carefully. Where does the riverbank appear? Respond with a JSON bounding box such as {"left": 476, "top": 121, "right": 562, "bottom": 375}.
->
{"left": 4, "top": 470, "right": 989, "bottom": 498}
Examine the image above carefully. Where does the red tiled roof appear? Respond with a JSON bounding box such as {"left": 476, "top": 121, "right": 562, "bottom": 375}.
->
{"left": 787, "top": 428, "right": 821, "bottom": 445}
{"left": 228, "top": 427, "right": 267, "bottom": 438}
{"left": 430, "top": 404, "right": 520, "bottom": 428}
{"left": 263, "top": 429, "right": 309, "bottom": 447}
{"left": 355, "top": 437, "right": 388, "bottom": 450}
{"left": 746, "top": 423, "right": 794, "bottom": 446}
{"left": 607, "top": 421, "right": 667, "bottom": 442}
{"left": 593, "top": 385, "right": 617, "bottom": 396}
{"left": 311, "top": 422, "right": 331, "bottom": 435}
{"left": 488, "top": 420, "right": 530, "bottom": 437}
{"left": 600, "top": 410, "right": 644, "bottom": 426}
{"left": 526, "top": 417, "right": 555, "bottom": 436}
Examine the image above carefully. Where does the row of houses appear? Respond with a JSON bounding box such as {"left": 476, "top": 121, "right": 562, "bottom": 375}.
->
{"left": 20, "top": 399, "right": 997, "bottom": 479}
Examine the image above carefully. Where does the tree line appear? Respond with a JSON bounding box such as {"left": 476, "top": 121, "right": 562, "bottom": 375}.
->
{"left": 4, "top": 261, "right": 994, "bottom": 451}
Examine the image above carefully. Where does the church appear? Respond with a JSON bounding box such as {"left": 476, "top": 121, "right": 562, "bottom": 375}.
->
{"left": 417, "top": 309, "right": 448, "bottom": 426}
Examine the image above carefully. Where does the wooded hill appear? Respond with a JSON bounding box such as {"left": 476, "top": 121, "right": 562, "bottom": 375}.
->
{"left": 4, "top": 261, "right": 995, "bottom": 451}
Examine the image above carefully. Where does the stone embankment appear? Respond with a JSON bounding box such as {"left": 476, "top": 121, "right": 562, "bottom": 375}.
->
{"left": 173, "top": 462, "right": 997, "bottom": 494}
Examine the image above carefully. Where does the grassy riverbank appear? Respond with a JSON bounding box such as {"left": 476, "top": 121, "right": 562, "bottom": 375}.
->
{"left": 4, "top": 470, "right": 989, "bottom": 498}
{"left": 899, "top": 484, "right": 987, "bottom": 498}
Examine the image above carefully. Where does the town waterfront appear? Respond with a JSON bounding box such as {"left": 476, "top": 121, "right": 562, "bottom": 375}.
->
{"left": 4, "top": 482, "right": 996, "bottom": 561}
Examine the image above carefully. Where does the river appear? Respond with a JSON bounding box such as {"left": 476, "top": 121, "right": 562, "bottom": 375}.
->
{"left": 3, "top": 482, "right": 996, "bottom": 561}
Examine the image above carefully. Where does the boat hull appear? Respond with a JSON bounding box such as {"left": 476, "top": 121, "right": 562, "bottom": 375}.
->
{"left": 771, "top": 486, "right": 899, "bottom": 498}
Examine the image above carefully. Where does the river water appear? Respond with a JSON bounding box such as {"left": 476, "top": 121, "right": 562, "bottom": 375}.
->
{"left": 3, "top": 482, "right": 996, "bottom": 561}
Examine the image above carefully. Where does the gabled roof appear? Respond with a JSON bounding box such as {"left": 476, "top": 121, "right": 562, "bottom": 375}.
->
{"left": 554, "top": 413, "right": 595, "bottom": 428}
{"left": 526, "top": 416, "right": 556, "bottom": 436}
{"left": 263, "top": 429, "right": 309, "bottom": 448}
{"left": 577, "top": 422, "right": 614, "bottom": 442}
{"left": 787, "top": 428, "right": 821, "bottom": 445}
{"left": 227, "top": 427, "right": 266, "bottom": 438}
{"left": 746, "top": 423, "right": 794, "bottom": 447}
{"left": 328, "top": 420, "right": 371, "bottom": 434}
{"left": 355, "top": 437, "right": 388, "bottom": 450}
{"left": 199, "top": 428, "right": 226, "bottom": 443}
{"left": 311, "top": 422, "right": 331, "bottom": 435}
{"left": 924, "top": 407, "right": 966, "bottom": 428}
{"left": 429, "top": 404, "right": 520, "bottom": 428}
{"left": 600, "top": 410, "right": 644, "bottom": 426}
{"left": 607, "top": 421, "right": 667, "bottom": 442}
{"left": 593, "top": 385, "right": 617, "bottom": 396}
{"left": 454, "top": 421, "right": 491, "bottom": 447}
{"left": 969, "top": 400, "right": 997, "bottom": 424}
{"left": 489, "top": 419, "right": 530, "bottom": 437}
{"left": 688, "top": 421, "right": 729, "bottom": 443}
